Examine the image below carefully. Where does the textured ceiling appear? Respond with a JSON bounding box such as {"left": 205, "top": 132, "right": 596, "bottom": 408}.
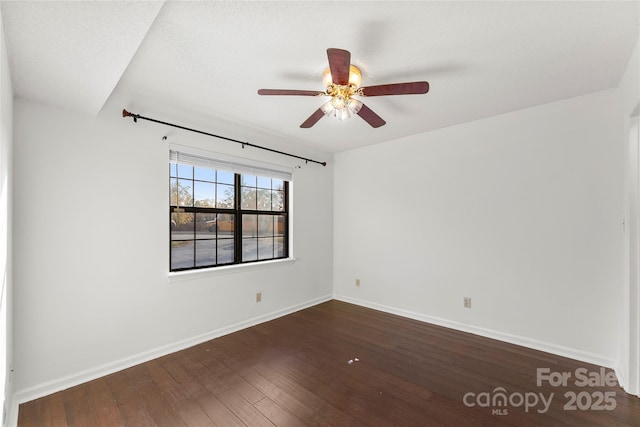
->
{"left": 2, "top": 1, "right": 639, "bottom": 154}
{"left": 1, "top": 0, "right": 163, "bottom": 116}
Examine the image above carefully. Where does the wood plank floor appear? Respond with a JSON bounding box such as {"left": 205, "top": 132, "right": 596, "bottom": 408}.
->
{"left": 18, "top": 300, "right": 640, "bottom": 426}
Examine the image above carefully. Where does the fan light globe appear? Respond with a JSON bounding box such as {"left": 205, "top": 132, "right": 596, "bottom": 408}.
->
{"left": 331, "top": 95, "right": 346, "bottom": 110}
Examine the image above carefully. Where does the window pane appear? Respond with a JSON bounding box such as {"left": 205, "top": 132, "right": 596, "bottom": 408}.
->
{"left": 177, "top": 179, "right": 193, "bottom": 206}
{"left": 272, "top": 179, "right": 283, "bottom": 191}
{"left": 216, "top": 214, "right": 234, "bottom": 236}
{"left": 217, "top": 170, "right": 234, "bottom": 185}
{"left": 243, "top": 214, "right": 257, "bottom": 237}
{"left": 241, "top": 187, "right": 256, "bottom": 210}
{"left": 170, "top": 178, "right": 178, "bottom": 206}
{"left": 170, "top": 163, "right": 177, "bottom": 178}
{"left": 195, "top": 212, "right": 217, "bottom": 239}
{"left": 242, "top": 238, "right": 258, "bottom": 261}
{"left": 171, "top": 240, "right": 194, "bottom": 270}
{"left": 275, "top": 215, "right": 286, "bottom": 236}
{"left": 177, "top": 164, "right": 192, "bottom": 179}
{"left": 275, "top": 237, "right": 285, "bottom": 258}
{"left": 171, "top": 212, "right": 194, "bottom": 240}
{"left": 257, "top": 189, "right": 271, "bottom": 211}
{"left": 194, "top": 181, "right": 215, "bottom": 207}
{"left": 194, "top": 166, "right": 215, "bottom": 182}
{"left": 258, "top": 215, "right": 274, "bottom": 237}
{"left": 217, "top": 239, "right": 234, "bottom": 264}
{"left": 216, "top": 183, "right": 234, "bottom": 208}
{"left": 257, "top": 176, "right": 271, "bottom": 189}
{"left": 195, "top": 240, "right": 216, "bottom": 267}
{"left": 273, "top": 190, "right": 285, "bottom": 211}
{"left": 258, "top": 237, "right": 274, "bottom": 260}
{"left": 242, "top": 175, "right": 257, "bottom": 187}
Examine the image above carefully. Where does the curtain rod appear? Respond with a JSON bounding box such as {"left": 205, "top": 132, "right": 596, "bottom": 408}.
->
{"left": 122, "top": 109, "right": 327, "bottom": 167}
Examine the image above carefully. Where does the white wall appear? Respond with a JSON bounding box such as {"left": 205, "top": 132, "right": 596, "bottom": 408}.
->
{"left": 11, "top": 96, "right": 334, "bottom": 401}
{"left": 620, "top": 31, "right": 640, "bottom": 396}
{"left": 0, "top": 8, "right": 13, "bottom": 426}
{"left": 334, "top": 88, "right": 625, "bottom": 367}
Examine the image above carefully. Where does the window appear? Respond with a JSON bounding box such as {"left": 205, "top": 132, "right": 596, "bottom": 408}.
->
{"left": 169, "top": 151, "right": 290, "bottom": 271}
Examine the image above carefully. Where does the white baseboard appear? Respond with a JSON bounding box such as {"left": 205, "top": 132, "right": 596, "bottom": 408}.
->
{"left": 614, "top": 363, "right": 627, "bottom": 391}
{"left": 11, "top": 293, "right": 333, "bottom": 421}
{"left": 334, "top": 294, "right": 617, "bottom": 370}
{"left": 615, "top": 362, "right": 640, "bottom": 397}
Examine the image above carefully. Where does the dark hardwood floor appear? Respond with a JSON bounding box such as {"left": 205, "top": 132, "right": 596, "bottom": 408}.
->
{"left": 18, "top": 300, "right": 640, "bottom": 426}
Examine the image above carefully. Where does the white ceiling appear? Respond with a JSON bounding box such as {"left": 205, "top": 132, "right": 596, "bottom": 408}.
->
{"left": 2, "top": 1, "right": 639, "bottom": 154}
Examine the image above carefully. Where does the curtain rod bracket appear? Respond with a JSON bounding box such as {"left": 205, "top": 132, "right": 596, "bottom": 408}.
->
{"left": 121, "top": 108, "right": 326, "bottom": 167}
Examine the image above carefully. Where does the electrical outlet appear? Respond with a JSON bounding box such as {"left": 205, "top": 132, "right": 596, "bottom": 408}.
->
{"left": 356, "top": 279, "right": 361, "bottom": 286}
{"left": 256, "top": 292, "right": 262, "bottom": 303}
{"left": 464, "top": 297, "right": 471, "bottom": 308}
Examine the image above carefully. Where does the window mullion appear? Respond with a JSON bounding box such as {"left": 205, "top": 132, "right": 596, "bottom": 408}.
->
{"left": 234, "top": 173, "right": 242, "bottom": 264}
{"left": 284, "top": 180, "right": 289, "bottom": 258}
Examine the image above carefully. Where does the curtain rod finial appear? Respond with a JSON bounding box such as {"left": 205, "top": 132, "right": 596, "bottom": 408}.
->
{"left": 122, "top": 108, "right": 138, "bottom": 122}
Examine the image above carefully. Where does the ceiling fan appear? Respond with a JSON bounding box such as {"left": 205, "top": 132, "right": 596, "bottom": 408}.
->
{"left": 258, "top": 48, "right": 429, "bottom": 128}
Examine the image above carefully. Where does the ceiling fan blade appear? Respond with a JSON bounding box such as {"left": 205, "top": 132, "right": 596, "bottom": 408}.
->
{"left": 357, "top": 103, "right": 386, "bottom": 128}
{"left": 327, "top": 48, "right": 351, "bottom": 86}
{"left": 300, "top": 108, "right": 326, "bottom": 128}
{"left": 360, "top": 81, "right": 429, "bottom": 96}
{"left": 258, "top": 89, "right": 325, "bottom": 96}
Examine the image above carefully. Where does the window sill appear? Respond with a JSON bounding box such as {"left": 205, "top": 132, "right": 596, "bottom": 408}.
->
{"left": 168, "top": 257, "right": 296, "bottom": 283}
